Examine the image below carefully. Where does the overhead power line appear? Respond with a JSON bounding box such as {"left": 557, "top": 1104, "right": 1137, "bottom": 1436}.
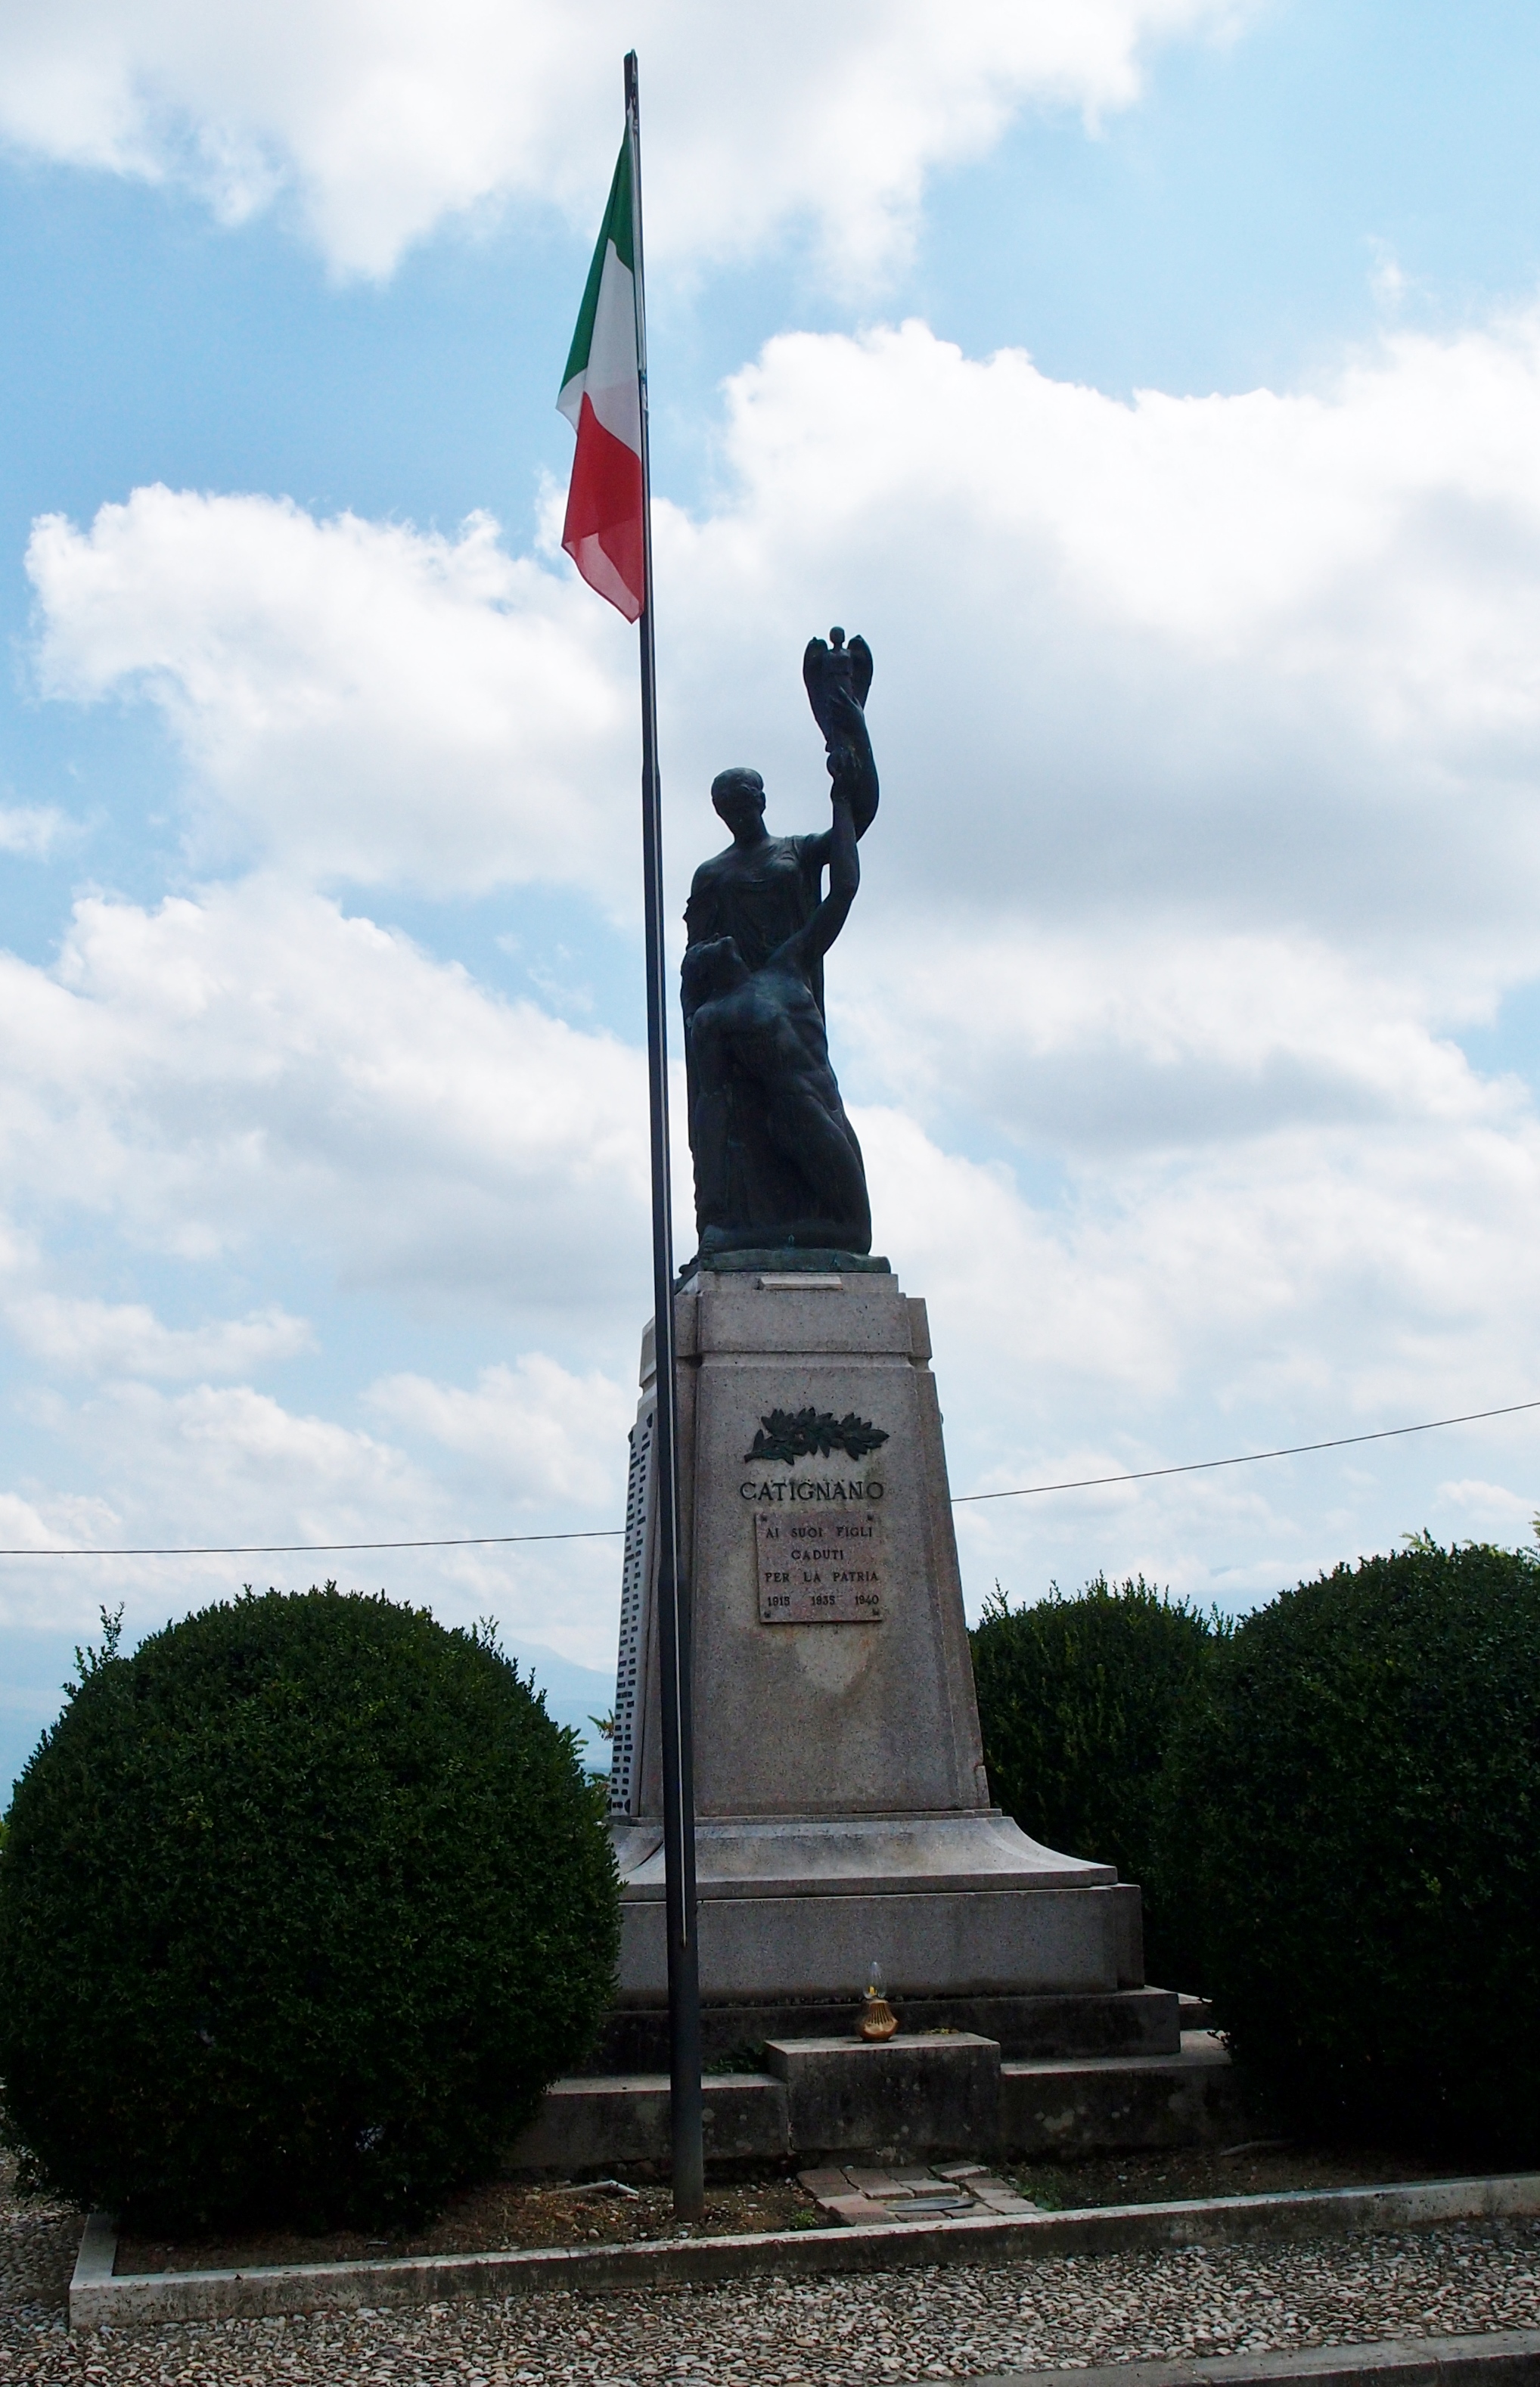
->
{"left": 2, "top": 1395, "right": 1535, "bottom": 1559}
{"left": 0, "top": 1527, "right": 626, "bottom": 1558}
{"left": 952, "top": 1395, "right": 1540, "bottom": 1504}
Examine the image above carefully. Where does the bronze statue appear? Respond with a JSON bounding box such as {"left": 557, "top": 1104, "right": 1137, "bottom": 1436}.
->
{"left": 682, "top": 631, "right": 877, "bottom": 1258}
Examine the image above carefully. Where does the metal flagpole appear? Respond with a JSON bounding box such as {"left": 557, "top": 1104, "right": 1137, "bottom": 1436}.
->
{"left": 624, "top": 47, "right": 703, "bottom": 2221}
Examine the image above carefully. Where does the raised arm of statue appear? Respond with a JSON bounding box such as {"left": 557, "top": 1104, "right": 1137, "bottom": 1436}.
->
{"left": 824, "top": 686, "right": 878, "bottom": 838}
{"left": 803, "top": 629, "right": 878, "bottom": 843}
{"left": 773, "top": 790, "right": 858, "bottom": 978}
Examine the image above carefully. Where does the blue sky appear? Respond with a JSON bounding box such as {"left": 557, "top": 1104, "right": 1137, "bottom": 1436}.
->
{"left": 5, "top": 0, "right": 1540, "bottom": 1797}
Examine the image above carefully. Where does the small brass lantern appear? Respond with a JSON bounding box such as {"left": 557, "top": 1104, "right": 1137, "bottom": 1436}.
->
{"left": 859, "top": 1959, "right": 899, "bottom": 2041}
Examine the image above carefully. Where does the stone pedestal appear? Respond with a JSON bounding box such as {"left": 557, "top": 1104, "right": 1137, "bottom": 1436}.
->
{"left": 765, "top": 2032, "right": 1002, "bottom": 2162}
{"left": 607, "top": 1257, "right": 1144, "bottom": 2033}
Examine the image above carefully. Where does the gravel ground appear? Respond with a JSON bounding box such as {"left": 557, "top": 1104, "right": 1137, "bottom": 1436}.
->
{"left": 4, "top": 2161, "right": 1538, "bottom": 2384}
{"left": 0, "top": 2173, "right": 79, "bottom": 2352}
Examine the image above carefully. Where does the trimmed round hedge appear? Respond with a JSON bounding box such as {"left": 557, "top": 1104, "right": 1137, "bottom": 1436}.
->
{"left": 969, "top": 1575, "right": 1218, "bottom": 1986}
{"left": 1163, "top": 1538, "right": 1540, "bottom": 2157}
{"left": 0, "top": 1588, "right": 619, "bottom": 2231}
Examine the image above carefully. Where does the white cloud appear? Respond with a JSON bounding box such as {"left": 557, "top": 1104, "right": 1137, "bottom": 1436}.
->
{"left": 28, "top": 492, "right": 637, "bottom": 899}
{"left": 857, "top": 1088, "right": 1540, "bottom": 1425}
{"left": 5, "top": 1292, "right": 312, "bottom": 1380}
{"left": 855, "top": 1083, "right": 1540, "bottom": 1606}
{"left": 650, "top": 312, "right": 1540, "bottom": 969}
{"left": 367, "top": 1354, "right": 634, "bottom": 1506}
{"left": 0, "top": 802, "right": 71, "bottom": 857}
{"left": 129, "top": 1379, "right": 417, "bottom": 1513}
{"left": 1436, "top": 1478, "right": 1538, "bottom": 1535}
{"left": 0, "top": 874, "right": 645, "bottom": 1674}
{"left": 840, "top": 926, "right": 1492, "bottom": 1162}
{"left": 36, "top": 306, "right": 1540, "bottom": 982}
{"left": 0, "top": 1371, "right": 629, "bottom": 1672}
{"left": 15, "top": 298, "right": 1540, "bottom": 1659}
{"left": 0, "top": 1378, "right": 433, "bottom": 1611}
{"left": 0, "top": 1488, "right": 118, "bottom": 1558}
{"left": 0, "top": 0, "right": 1248, "bottom": 280}
{"left": 0, "top": 877, "right": 650, "bottom": 1314}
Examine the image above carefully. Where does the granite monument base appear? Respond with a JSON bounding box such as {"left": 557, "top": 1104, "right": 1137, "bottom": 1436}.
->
{"left": 612, "top": 1811, "right": 1142, "bottom": 2004}
{"left": 606, "top": 1259, "right": 1148, "bottom": 2039}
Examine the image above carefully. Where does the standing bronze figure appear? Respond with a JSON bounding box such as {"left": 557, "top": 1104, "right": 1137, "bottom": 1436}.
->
{"left": 682, "top": 630, "right": 877, "bottom": 1257}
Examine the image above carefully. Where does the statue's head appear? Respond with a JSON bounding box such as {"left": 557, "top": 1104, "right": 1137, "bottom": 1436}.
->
{"left": 681, "top": 934, "right": 750, "bottom": 1019}
{"left": 711, "top": 767, "right": 766, "bottom": 837}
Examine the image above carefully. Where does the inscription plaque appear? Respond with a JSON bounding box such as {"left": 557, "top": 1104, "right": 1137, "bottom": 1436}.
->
{"left": 756, "top": 1507, "right": 884, "bottom": 1622}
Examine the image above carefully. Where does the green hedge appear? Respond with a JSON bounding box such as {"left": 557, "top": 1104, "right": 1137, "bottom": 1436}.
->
{"left": 0, "top": 1588, "right": 619, "bottom": 2232}
{"left": 970, "top": 1575, "right": 1219, "bottom": 1985}
{"left": 1163, "top": 1537, "right": 1540, "bottom": 2156}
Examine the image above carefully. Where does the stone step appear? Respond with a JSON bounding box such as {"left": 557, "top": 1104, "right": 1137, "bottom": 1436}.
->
{"left": 507, "top": 2068, "right": 787, "bottom": 2176}
{"left": 597, "top": 1984, "right": 1182, "bottom": 2072}
{"left": 1002, "top": 2031, "right": 1243, "bottom": 2159}
{"left": 505, "top": 2031, "right": 1240, "bottom": 2177}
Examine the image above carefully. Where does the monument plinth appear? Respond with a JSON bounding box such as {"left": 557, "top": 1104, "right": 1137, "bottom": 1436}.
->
{"left": 605, "top": 1257, "right": 1150, "bottom": 2060}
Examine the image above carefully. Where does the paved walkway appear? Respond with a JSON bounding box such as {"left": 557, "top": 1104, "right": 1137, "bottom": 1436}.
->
{"left": 4, "top": 2165, "right": 1538, "bottom": 2385}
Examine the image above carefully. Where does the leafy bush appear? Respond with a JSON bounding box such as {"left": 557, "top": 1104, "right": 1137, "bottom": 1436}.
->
{"left": 0, "top": 1587, "right": 619, "bottom": 2231}
{"left": 1163, "top": 1537, "right": 1540, "bottom": 2157}
{"left": 970, "top": 1575, "right": 1219, "bottom": 1984}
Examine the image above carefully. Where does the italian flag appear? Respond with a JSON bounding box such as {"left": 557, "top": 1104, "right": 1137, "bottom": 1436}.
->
{"left": 557, "top": 139, "right": 645, "bottom": 622}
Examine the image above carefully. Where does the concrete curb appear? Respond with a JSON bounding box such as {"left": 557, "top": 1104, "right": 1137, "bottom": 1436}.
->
{"left": 70, "top": 2172, "right": 1540, "bottom": 2332}
{"left": 973, "top": 2326, "right": 1540, "bottom": 2387}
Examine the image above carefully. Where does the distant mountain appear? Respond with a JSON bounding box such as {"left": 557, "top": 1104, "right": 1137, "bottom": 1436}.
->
{"left": 511, "top": 1640, "right": 615, "bottom": 1771}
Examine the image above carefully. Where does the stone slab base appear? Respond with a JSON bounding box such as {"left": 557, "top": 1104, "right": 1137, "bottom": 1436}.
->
{"left": 598, "top": 1985, "right": 1181, "bottom": 2072}
{"left": 505, "top": 2033, "right": 1239, "bottom": 2176}
{"left": 766, "top": 2032, "right": 1002, "bottom": 2160}
{"left": 616, "top": 1871, "right": 1143, "bottom": 2005}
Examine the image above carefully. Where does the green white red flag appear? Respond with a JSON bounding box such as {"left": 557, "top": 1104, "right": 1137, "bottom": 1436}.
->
{"left": 557, "top": 138, "right": 644, "bottom": 621}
